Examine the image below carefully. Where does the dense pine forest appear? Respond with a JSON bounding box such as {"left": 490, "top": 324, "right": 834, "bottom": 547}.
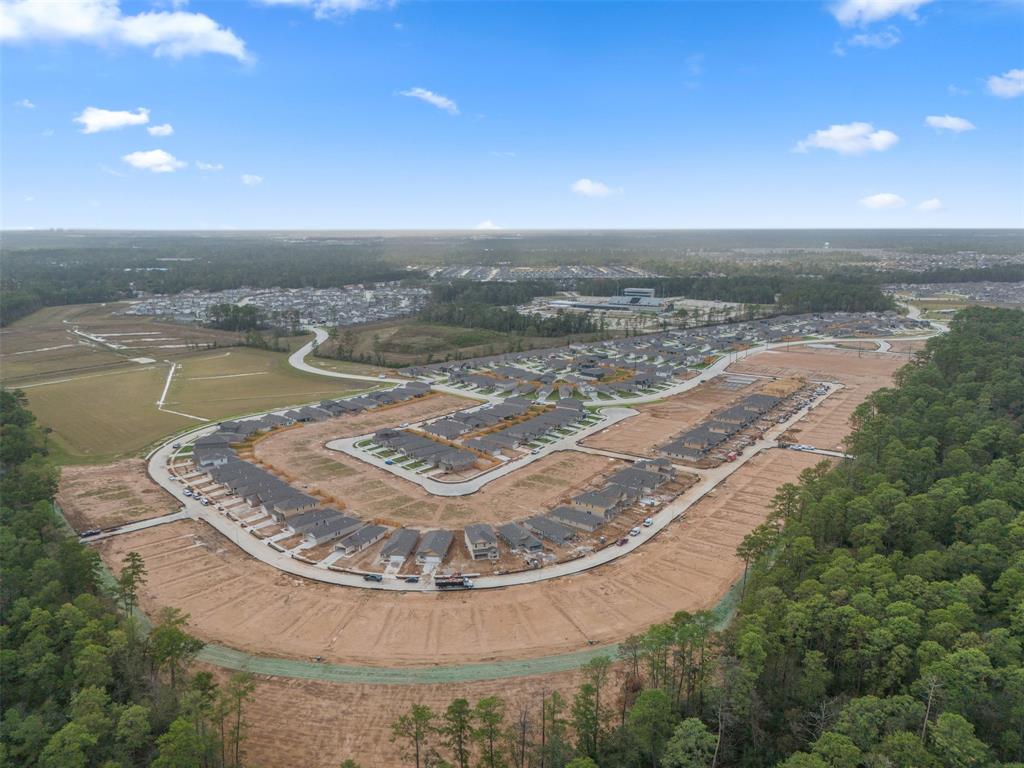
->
{"left": 0, "top": 390, "right": 257, "bottom": 767}
{"left": 374, "top": 307, "right": 1024, "bottom": 768}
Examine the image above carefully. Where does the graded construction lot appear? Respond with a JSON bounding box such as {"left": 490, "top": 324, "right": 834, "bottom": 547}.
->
{"left": 255, "top": 423, "right": 626, "bottom": 527}
{"left": 726, "top": 347, "right": 907, "bottom": 450}
{"left": 580, "top": 376, "right": 799, "bottom": 457}
{"left": 215, "top": 666, "right": 586, "bottom": 768}
{"left": 98, "top": 448, "right": 824, "bottom": 668}
{"left": 58, "top": 459, "right": 181, "bottom": 530}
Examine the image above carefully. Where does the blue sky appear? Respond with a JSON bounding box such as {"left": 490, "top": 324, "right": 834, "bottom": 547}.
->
{"left": 2, "top": 0, "right": 1022, "bottom": 229}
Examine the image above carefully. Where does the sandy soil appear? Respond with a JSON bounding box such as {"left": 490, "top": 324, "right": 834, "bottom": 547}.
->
{"left": 58, "top": 459, "right": 179, "bottom": 531}
{"left": 580, "top": 380, "right": 756, "bottom": 456}
{"left": 581, "top": 377, "right": 803, "bottom": 458}
{"left": 887, "top": 339, "right": 930, "bottom": 355}
{"left": 213, "top": 665, "right": 588, "bottom": 768}
{"left": 255, "top": 427, "right": 627, "bottom": 528}
{"left": 727, "top": 347, "right": 905, "bottom": 452}
{"left": 98, "top": 448, "right": 823, "bottom": 668}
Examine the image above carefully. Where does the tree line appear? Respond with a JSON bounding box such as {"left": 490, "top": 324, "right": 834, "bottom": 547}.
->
{"left": 0, "top": 389, "right": 258, "bottom": 767}
{"left": 360, "top": 306, "right": 1024, "bottom": 768}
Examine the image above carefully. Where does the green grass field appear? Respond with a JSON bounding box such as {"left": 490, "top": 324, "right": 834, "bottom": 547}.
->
{"left": 320, "top": 319, "right": 613, "bottom": 367}
{"left": 19, "top": 347, "right": 365, "bottom": 464}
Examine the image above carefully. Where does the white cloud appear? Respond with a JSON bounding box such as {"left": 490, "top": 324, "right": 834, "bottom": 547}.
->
{"left": 122, "top": 149, "right": 186, "bottom": 173}
{"left": 947, "top": 84, "right": 969, "bottom": 96}
{"left": 571, "top": 178, "right": 615, "bottom": 198}
{"left": 74, "top": 106, "right": 150, "bottom": 134}
{"left": 241, "top": 174, "right": 263, "bottom": 186}
{"left": 918, "top": 198, "right": 943, "bottom": 211}
{"left": 0, "top": 0, "right": 249, "bottom": 61}
{"left": 987, "top": 69, "right": 1024, "bottom": 99}
{"left": 830, "top": 0, "right": 933, "bottom": 26}
{"left": 399, "top": 87, "right": 459, "bottom": 115}
{"left": 15, "top": 97, "right": 35, "bottom": 108}
{"left": 795, "top": 122, "right": 899, "bottom": 154}
{"left": 847, "top": 26, "right": 901, "bottom": 49}
{"left": 256, "top": 0, "right": 389, "bottom": 20}
{"left": 925, "top": 114, "right": 975, "bottom": 133}
{"left": 860, "top": 192, "right": 906, "bottom": 209}
{"left": 147, "top": 122, "right": 174, "bottom": 136}
{"left": 474, "top": 220, "right": 502, "bottom": 230}
{"left": 686, "top": 53, "right": 704, "bottom": 76}
{"left": 197, "top": 161, "right": 223, "bottom": 171}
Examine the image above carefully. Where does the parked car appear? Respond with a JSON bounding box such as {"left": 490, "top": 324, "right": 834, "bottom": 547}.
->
{"left": 385, "top": 459, "right": 395, "bottom": 465}
{"left": 363, "top": 573, "right": 383, "bottom": 582}
{"left": 642, "top": 517, "right": 654, "bottom": 527}
{"left": 629, "top": 527, "right": 642, "bottom": 537}
{"left": 530, "top": 448, "right": 541, "bottom": 455}
{"left": 172, "top": 442, "right": 181, "bottom": 449}
{"left": 81, "top": 529, "right": 102, "bottom": 538}
{"left": 183, "top": 489, "right": 193, "bottom": 497}
{"left": 616, "top": 537, "right": 629, "bottom": 546}
{"left": 404, "top": 576, "right": 420, "bottom": 583}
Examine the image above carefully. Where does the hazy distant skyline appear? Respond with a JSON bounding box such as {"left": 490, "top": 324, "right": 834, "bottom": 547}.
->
{"left": 2, "top": 0, "right": 1022, "bottom": 229}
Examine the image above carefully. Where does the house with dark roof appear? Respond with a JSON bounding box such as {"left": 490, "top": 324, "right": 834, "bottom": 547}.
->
{"left": 464, "top": 523, "right": 499, "bottom": 561}
{"left": 295, "top": 512, "right": 363, "bottom": 546}
{"left": 523, "top": 516, "right": 576, "bottom": 546}
{"left": 335, "top": 524, "right": 388, "bottom": 556}
{"left": 497, "top": 522, "right": 543, "bottom": 553}
{"left": 572, "top": 486, "right": 627, "bottom": 519}
{"left": 379, "top": 528, "right": 419, "bottom": 566}
{"left": 606, "top": 467, "right": 667, "bottom": 493}
{"left": 416, "top": 530, "right": 454, "bottom": 565}
{"left": 548, "top": 506, "right": 604, "bottom": 532}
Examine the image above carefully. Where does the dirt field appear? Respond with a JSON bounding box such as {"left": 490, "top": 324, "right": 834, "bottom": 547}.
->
{"left": 581, "top": 376, "right": 800, "bottom": 457}
{"left": 581, "top": 380, "right": 749, "bottom": 455}
{"left": 256, "top": 418, "right": 626, "bottom": 527}
{"left": 58, "top": 459, "right": 180, "bottom": 531}
{"left": 217, "top": 665, "right": 587, "bottom": 768}
{"left": 727, "top": 347, "right": 906, "bottom": 451}
{"left": 887, "top": 339, "right": 930, "bottom": 355}
{"left": 98, "top": 448, "right": 824, "bottom": 668}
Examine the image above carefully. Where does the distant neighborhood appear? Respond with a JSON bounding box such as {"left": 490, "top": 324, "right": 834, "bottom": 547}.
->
{"left": 122, "top": 283, "right": 430, "bottom": 327}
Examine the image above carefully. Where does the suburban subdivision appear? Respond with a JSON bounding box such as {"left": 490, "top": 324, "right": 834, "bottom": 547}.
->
{"left": 11, "top": 303, "right": 928, "bottom": 762}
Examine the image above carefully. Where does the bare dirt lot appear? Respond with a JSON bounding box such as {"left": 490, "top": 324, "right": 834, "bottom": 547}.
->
{"left": 216, "top": 665, "right": 587, "bottom": 768}
{"left": 98, "top": 448, "right": 824, "bottom": 668}
{"left": 887, "top": 339, "right": 930, "bottom": 355}
{"left": 581, "top": 380, "right": 750, "bottom": 456}
{"left": 727, "top": 347, "right": 906, "bottom": 451}
{"left": 580, "top": 377, "right": 800, "bottom": 457}
{"left": 254, "top": 410, "right": 627, "bottom": 528}
{"left": 58, "top": 459, "right": 180, "bottom": 531}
